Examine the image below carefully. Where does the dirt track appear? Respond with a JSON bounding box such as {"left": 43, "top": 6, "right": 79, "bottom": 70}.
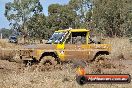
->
{"left": 0, "top": 59, "right": 131, "bottom": 88}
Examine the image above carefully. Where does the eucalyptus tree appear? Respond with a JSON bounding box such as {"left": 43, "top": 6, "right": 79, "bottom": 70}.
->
{"left": 5, "top": 0, "right": 43, "bottom": 42}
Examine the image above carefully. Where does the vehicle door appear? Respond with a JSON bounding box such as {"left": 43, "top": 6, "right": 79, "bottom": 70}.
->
{"left": 64, "top": 32, "right": 89, "bottom": 61}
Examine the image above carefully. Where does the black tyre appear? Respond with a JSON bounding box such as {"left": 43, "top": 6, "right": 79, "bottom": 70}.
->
{"left": 95, "top": 55, "right": 108, "bottom": 65}
{"left": 94, "top": 55, "right": 112, "bottom": 68}
{"left": 39, "top": 56, "right": 58, "bottom": 66}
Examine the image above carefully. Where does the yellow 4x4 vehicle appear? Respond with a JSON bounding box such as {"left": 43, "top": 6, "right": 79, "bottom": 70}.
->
{"left": 17, "top": 29, "right": 111, "bottom": 65}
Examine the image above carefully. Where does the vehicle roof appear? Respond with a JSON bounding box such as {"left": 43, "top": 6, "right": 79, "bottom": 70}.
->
{"left": 55, "top": 29, "right": 89, "bottom": 32}
{"left": 9, "top": 36, "right": 17, "bottom": 38}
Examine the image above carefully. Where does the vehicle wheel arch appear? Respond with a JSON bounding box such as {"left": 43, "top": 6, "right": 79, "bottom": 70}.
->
{"left": 93, "top": 51, "right": 110, "bottom": 61}
{"left": 39, "top": 52, "right": 60, "bottom": 63}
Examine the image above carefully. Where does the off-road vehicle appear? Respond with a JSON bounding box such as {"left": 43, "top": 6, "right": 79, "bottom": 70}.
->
{"left": 14, "top": 29, "right": 111, "bottom": 65}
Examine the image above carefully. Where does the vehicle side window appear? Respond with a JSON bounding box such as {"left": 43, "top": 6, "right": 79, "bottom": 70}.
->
{"left": 65, "top": 34, "right": 72, "bottom": 44}
{"left": 66, "top": 32, "right": 86, "bottom": 44}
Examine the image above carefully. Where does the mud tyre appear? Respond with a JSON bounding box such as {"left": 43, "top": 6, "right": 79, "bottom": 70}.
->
{"left": 94, "top": 55, "right": 109, "bottom": 66}
{"left": 94, "top": 55, "right": 112, "bottom": 68}
{"left": 39, "top": 56, "right": 58, "bottom": 66}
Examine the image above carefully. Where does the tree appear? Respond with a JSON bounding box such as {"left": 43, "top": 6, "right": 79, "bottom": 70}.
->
{"left": 58, "top": 5, "right": 77, "bottom": 29}
{"left": 47, "top": 4, "right": 77, "bottom": 30}
{"left": 5, "top": 0, "right": 43, "bottom": 42}
{"left": 69, "top": 0, "right": 92, "bottom": 28}
{"left": 92, "top": 0, "right": 132, "bottom": 37}
{"left": 26, "top": 13, "right": 52, "bottom": 41}
{"left": 47, "top": 4, "right": 62, "bottom": 30}
{"left": 0, "top": 28, "right": 13, "bottom": 38}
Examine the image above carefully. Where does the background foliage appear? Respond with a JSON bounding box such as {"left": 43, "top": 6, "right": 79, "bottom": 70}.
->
{"left": 1, "top": 0, "right": 132, "bottom": 41}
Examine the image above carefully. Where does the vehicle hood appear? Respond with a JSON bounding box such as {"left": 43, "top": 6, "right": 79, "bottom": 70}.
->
{"left": 24, "top": 44, "right": 57, "bottom": 50}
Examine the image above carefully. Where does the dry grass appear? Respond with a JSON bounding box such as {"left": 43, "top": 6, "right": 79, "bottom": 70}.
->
{"left": 0, "top": 39, "right": 24, "bottom": 48}
{"left": 104, "top": 38, "right": 132, "bottom": 60}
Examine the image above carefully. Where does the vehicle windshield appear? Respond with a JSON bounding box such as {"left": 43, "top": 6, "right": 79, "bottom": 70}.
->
{"left": 10, "top": 36, "right": 17, "bottom": 39}
{"left": 47, "top": 32, "right": 67, "bottom": 44}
